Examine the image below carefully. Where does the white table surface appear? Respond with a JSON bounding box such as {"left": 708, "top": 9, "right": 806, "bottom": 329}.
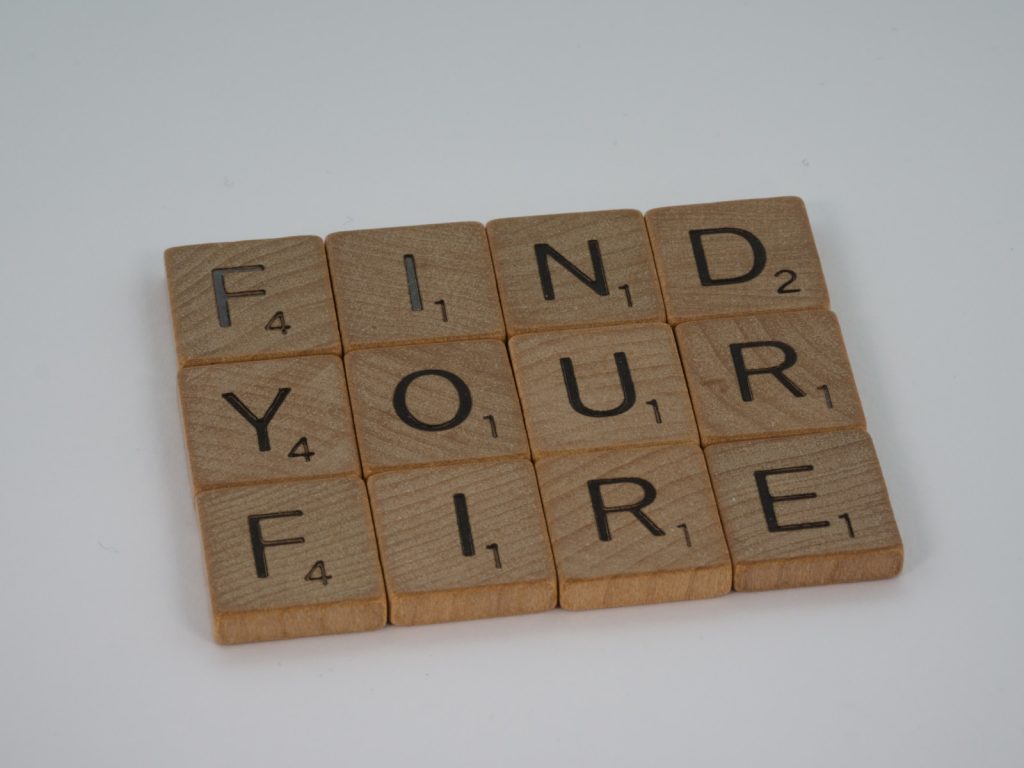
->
{"left": 3, "top": 2, "right": 1022, "bottom": 765}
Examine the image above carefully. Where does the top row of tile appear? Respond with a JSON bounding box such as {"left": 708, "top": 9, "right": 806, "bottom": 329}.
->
{"left": 166, "top": 196, "right": 829, "bottom": 367}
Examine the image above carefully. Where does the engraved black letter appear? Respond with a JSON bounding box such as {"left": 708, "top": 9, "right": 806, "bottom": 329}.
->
{"left": 729, "top": 341, "right": 806, "bottom": 402}
{"left": 453, "top": 493, "right": 475, "bottom": 556}
{"left": 689, "top": 228, "right": 766, "bottom": 286}
{"left": 212, "top": 265, "right": 266, "bottom": 327}
{"left": 222, "top": 388, "right": 291, "bottom": 451}
{"left": 587, "top": 477, "right": 665, "bottom": 541}
{"left": 561, "top": 352, "right": 637, "bottom": 417}
{"left": 393, "top": 369, "right": 472, "bottom": 431}
{"left": 248, "top": 511, "right": 305, "bottom": 578}
{"left": 754, "top": 466, "right": 829, "bottom": 532}
{"left": 535, "top": 240, "right": 610, "bottom": 300}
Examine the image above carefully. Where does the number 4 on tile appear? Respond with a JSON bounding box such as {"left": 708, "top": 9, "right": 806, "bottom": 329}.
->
{"left": 304, "top": 560, "right": 332, "bottom": 585}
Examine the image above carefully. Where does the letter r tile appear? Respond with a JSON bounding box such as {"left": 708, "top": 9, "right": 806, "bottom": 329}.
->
{"left": 179, "top": 355, "right": 360, "bottom": 490}
{"left": 676, "top": 309, "right": 864, "bottom": 445}
{"left": 197, "top": 477, "right": 386, "bottom": 643}
{"left": 535, "top": 445, "right": 732, "bottom": 610}
{"left": 646, "top": 197, "right": 829, "bottom": 323}
{"left": 165, "top": 236, "right": 340, "bottom": 366}
{"left": 509, "top": 323, "right": 698, "bottom": 458}
{"left": 704, "top": 430, "right": 903, "bottom": 591}
{"left": 487, "top": 209, "right": 665, "bottom": 334}
{"left": 344, "top": 340, "right": 529, "bottom": 475}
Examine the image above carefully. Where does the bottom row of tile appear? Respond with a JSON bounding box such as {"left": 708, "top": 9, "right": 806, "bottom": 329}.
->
{"left": 197, "top": 429, "right": 902, "bottom": 644}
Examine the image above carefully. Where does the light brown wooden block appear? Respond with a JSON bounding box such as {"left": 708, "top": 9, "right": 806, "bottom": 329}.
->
{"left": 509, "top": 323, "right": 698, "bottom": 458}
{"left": 535, "top": 445, "right": 732, "bottom": 610}
{"left": 646, "top": 197, "right": 829, "bottom": 323}
{"left": 367, "top": 460, "right": 557, "bottom": 625}
{"left": 166, "top": 236, "right": 340, "bottom": 366}
{"left": 196, "top": 477, "right": 386, "bottom": 643}
{"left": 676, "top": 309, "right": 865, "bottom": 445}
{"left": 325, "top": 222, "right": 505, "bottom": 351}
{"left": 179, "top": 355, "right": 360, "bottom": 490}
{"left": 704, "top": 430, "right": 902, "bottom": 591}
{"left": 487, "top": 209, "right": 665, "bottom": 334}
{"left": 345, "top": 340, "right": 529, "bottom": 475}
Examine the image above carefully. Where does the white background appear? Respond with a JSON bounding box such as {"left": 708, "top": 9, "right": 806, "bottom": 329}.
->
{"left": 2, "top": 1, "right": 1022, "bottom": 766}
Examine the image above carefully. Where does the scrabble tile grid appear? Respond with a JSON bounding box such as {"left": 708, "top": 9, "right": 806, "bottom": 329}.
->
{"left": 166, "top": 196, "right": 903, "bottom": 644}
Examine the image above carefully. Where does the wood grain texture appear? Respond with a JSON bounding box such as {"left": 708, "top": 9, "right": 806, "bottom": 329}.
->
{"left": 509, "top": 323, "right": 698, "bottom": 458}
{"left": 196, "top": 477, "right": 386, "bottom": 644}
{"left": 646, "top": 197, "right": 829, "bottom": 323}
{"left": 179, "top": 355, "right": 360, "bottom": 490}
{"left": 345, "top": 339, "right": 529, "bottom": 475}
{"left": 535, "top": 445, "right": 732, "bottom": 610}
{"left": 704, "top": 430, "right": 902, "bottom": 591}
{"left": 675, "top": 309, "right": 865, "bottom": 445}
{"left": 165, "top": 235, "right": 340, "bottom": 366}
{"left": 326, "top": 222, "right": 505, "bottom": 350}
{"left": 487, "top": 209, "right": 665, "bottom": 334}
{"left": 367, "top": 460, "right": 557, "bottom": 625}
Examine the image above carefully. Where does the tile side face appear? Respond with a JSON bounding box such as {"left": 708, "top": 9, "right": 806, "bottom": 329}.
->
{"left": 166, "top": 236, "right": 340, "bottom": 365}
{"left": 646, "top": 197, "right": 829, "bottom": 322}
{"left": 535, "top": 445, "right": 732, "bottom": 610}
{"left": 326, "top": 222, "right": 505, "bottom": 350}
{"left": 196, "top": 478, "right": 386, "bottom": 643}
{"left": 704, "top": 430, "right": 902, "bottom": 591}
{"left": 368, "top": 460, "right": 557, "bottom": 625}
{"left": 676, "top": 310, "right": 865, "bottom": 445}
{"left": 487, "top": 209, "right": 665, "bottom": 334}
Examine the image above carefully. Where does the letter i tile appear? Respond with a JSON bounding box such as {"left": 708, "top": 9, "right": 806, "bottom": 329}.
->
{"left": 704, "top": 430, "right": 902, "bottom": 591}
{"left": 367, "top": 460, "right": 557, "bottom": 625}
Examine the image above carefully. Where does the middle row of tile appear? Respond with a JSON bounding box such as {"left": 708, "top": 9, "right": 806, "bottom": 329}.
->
{"left": 181, "top": 311, "right": 863, "bottom": 489}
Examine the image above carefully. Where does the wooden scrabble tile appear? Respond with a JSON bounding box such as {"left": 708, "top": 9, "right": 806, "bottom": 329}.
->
{"left": 676, "top": 309, "right": 865, "bottom": 445}
{"left": 196, "top": 477, "right": 386, "bottom": 643}
{"left": 345, "top": 339, "right": 529, "bottom": 475}
{"left": 646, "top": 197, "right": 829, "bottom": 323}
{"left": 325, "top": 222, "right": 506, "bottom": 351}
{"left": 535, "top": 445, "right": 732, "bottom": 610}
{"left": 509, "top": 323, "right": 698, "bottom": 458}
{"left": 704, "top": 430, "right": 902, "bottom": 591}
{"left": 179, "top": 355, "right": 360, "bottom": 490}
{"left": 487, "top": 209, "right": 665, "bottom": 334}
{"left": 367, "top": 460, "right": 557, "bottom": 625}
{"left": 166, "top": 236, "right": 340, "bottom": 366}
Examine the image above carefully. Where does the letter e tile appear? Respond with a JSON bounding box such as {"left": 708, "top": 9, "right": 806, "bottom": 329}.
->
{"left": 704, "top": 430, "right": 903, "bottom": 591}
